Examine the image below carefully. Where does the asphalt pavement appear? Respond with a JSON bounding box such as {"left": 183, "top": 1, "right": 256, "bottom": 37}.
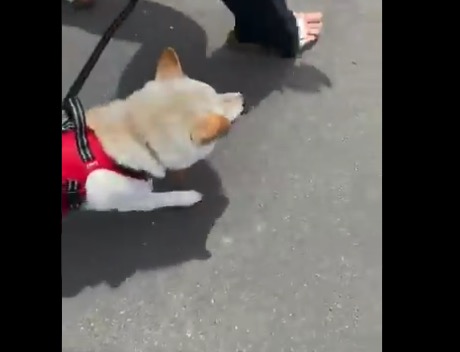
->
{"left": 62, "top": 0, "right": 382, "bottom": 351}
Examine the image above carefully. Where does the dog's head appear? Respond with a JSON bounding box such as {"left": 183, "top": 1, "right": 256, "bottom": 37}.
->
{"left": 134, "top": 47, "right": 245, "bottom": 171}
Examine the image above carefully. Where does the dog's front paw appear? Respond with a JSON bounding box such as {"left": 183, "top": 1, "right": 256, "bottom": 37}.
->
{"left": 176, "top": 190, "right": 203, "bottom": 207}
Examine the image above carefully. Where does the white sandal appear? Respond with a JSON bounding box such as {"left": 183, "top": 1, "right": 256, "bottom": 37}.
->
{"left": 225, "top": 12, "right": 321, "bottom": 57}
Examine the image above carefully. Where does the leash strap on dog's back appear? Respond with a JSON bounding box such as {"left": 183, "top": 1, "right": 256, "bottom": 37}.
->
{"left": 62, "top": 0, "right": 140, "bottom": 105}
{"left": 62, "top": 97, "right": 95, "bottom": 211}
{"left": 62, "top": 97, "right": 95, "bottom": 163}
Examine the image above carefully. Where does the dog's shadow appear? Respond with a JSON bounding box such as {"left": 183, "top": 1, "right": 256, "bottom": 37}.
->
{"left": 62, "top": 162, "right": 227, "bottom": 298}
{"left": 62, "top": 0, "right": 331, "bottom": 298}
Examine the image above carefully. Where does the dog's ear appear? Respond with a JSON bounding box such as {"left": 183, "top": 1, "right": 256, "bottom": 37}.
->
{"left": 155, "top": 47, "right": 183, "bottom": 81}
{"left": 190, "top": 114, "right": 231, "bottom": 145}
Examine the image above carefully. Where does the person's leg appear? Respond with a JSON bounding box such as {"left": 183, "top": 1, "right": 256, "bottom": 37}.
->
{"left": 221, "top": 0, "right": 322, "bottom": 58}
{"left": 220, "top": 0, "right": 265, "bottom": 44}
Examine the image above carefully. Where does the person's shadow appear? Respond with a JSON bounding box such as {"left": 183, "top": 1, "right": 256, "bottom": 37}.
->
{"left": 62, "top": 0, "right": 331, "bottom": 106}
{"left": 62, "top": 0, "right": 332, "bottom": 298}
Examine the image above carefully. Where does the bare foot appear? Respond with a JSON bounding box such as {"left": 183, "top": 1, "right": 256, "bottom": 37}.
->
{"left": 226, "top": 11, "right": 323, "bottom": 57}
{"left": 294, "top": 12, "right": 323, "bottom": 48}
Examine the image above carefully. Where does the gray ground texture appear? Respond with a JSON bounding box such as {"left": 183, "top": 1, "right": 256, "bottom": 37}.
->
{"left": 62, "top": 0, "right": 382, "bottom": 351}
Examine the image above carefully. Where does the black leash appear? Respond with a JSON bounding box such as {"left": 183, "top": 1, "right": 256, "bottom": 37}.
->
{"left": 62, "top": 0, "right": 140, "bottom": 107}
{"left": 61, "top": 0, "right": 140, "bottom": 211}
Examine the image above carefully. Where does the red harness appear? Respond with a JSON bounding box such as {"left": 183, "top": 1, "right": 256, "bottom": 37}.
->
{"left": 61, "top": 127, "right": 150, "bottom": 216}
{"left": 62, "top": 128, "right": 117, "bottom": 216}
{"left": 62, "top": 97, "right": 149, "bottom": 217}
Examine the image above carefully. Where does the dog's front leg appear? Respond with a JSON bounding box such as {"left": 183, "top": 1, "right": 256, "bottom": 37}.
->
{"left": 113, "top": 150, "right": 166, "bottom": 179}
{"left": 85, "top": 169, "right": 202, "bottom": 212}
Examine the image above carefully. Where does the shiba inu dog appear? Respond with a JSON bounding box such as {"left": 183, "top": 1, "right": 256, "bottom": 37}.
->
{"left": 62, "top": 47, "right": 244, "bottom": 216}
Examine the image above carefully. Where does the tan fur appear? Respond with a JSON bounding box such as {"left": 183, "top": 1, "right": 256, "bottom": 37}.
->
{"left": 85, "top": 47, "right": 245, "bottom": 178}
{"left": 191, "top": 114, "right": 231, "bottom": 145}
{"left": 155, "top": 47, "right": 184, "bottom": 81}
